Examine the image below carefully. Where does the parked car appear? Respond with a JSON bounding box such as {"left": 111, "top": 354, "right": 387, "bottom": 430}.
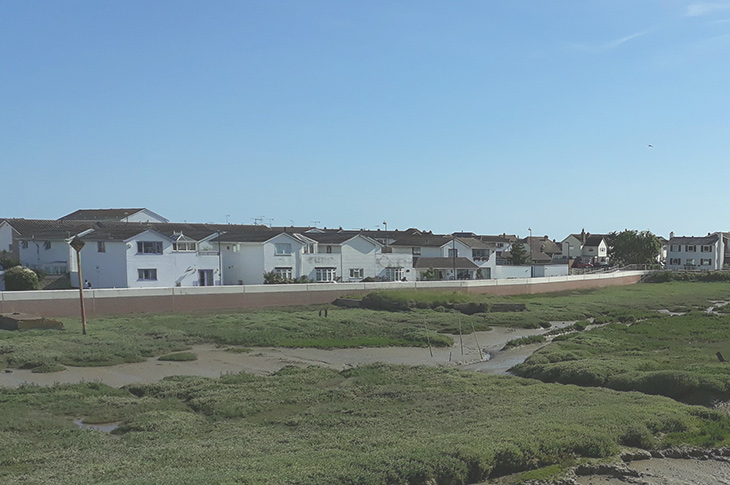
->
{"left": 574, "top": 256, "right": 594, "bottom": 268}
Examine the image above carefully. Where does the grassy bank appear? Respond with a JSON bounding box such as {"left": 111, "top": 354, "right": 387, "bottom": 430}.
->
{"left": 2, "top": 364, "right": 728, "bottom": 485}
{"left": 512, "top": 312, "right": 730, "bottom": 404}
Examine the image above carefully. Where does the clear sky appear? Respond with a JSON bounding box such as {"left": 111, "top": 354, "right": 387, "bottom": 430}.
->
{"left": 2, "top": 1, "right": 729, "bottom": 240}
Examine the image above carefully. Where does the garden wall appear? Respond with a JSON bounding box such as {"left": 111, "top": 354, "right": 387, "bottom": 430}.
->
{"left": 0, "top": 271, "right": 646, "bottom": 318}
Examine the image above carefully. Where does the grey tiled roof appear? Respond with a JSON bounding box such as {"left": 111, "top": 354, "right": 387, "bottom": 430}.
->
{"left": 413, "top": 257, "right": 479, "bottom": 269}
{"left": 59, "top": 208, "right": 150, "bottom": 221}
{"left": 668, "top": 234, "right": 719, "bottom": 246}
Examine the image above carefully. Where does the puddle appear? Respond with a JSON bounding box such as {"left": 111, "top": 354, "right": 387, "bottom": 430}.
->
{"left": 73, "top": 418, "right": 120, "bottom": 433}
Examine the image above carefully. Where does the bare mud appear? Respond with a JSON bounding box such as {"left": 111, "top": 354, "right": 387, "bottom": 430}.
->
{"left": 572, "top": 457, "right": 730, "bottom": 485}
{"left": 0, "top": 322, "right": 576, "bottom": 388}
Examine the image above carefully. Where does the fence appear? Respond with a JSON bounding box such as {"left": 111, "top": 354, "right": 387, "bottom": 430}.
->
{"left": 0, "top": 271, "right": 648, "bottom": 318}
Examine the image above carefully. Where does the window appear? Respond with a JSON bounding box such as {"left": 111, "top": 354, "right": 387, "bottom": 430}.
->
{"left": 669, "top": 245, "right": 679, "bottom": 252}
{"left": 138, "top": 268, "right": 158, "bottom": 280}
{"left": 43, "top": 241, "right": 51, "bottom": 250}
{"left": 315, "top": 267, "right": 337, "bottom": 282}
{"left": 21, "top": 241, "right": 28, "bottom": 249}
{"left": 173, "top": 242, "right": 196, "bottom": 251}
{"left": 472, "top": 249, "right": 489, "bottom": 260}
{"left": 349, "top": 268, "right": 364, "bottom": 279}
{"left": 385, "top": 267, "right": 404, "bottom": 281}
{"left": 686, "top": 245, "right": 696, "bottom": 252}
{"left": 274, "top": 267, "right": 292, "bottom": 280}
{"left": 670, "top": 258, "right": 681, "bottom": 265}
{"left": 137, "top": 241, "right": 163, "bottom": 254}
{"left": 274, "top": 243, "right": 292, "bottom": 255}
{"left": 326, "top": 245, "right": 332, "bottom": 254}
{"left": 700, "top": 258, "right": 712, "bottom": 266}
{"left": 701, "top": 245, "right": 712, "bottom": 252}
{"left": 303, "top": 243, "right": 315, "bottom": 254}
{"left": 448, "top": 248, "right": 458, "bottom": 258}
{"left": 97, "top": 241, "right": 106, "bottom": 253}
{"left": 685, "top": 258, "right": 696, "bottom": 266}
{"left": 412, "top": 247, "right": 421, "bottom": 255}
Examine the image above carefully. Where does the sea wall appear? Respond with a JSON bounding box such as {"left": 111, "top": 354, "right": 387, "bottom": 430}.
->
{"left": 0, "top": 271, "right": 646, "bottom": 318}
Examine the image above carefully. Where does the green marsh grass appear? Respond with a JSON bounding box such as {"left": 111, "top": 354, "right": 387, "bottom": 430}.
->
{"left": 514, "top": 312, "right": 730, "bottom": 404}
{"left": 1, "top": 364, "right": 728, "bottom": 484}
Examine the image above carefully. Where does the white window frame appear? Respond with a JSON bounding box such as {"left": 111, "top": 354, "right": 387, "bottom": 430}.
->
{"left": 412, "top": 247, "right": 421, "bottom": 255}
{"left": 685, "top": 258, "right": 696, "bottom": 266}
{"left": 315, "top": 267, "right": 337, "bottom": 282}
{"left": 173, "top": 242, "right": 196, "bottom": 252}
{"left": 448, "top": 248, "right": 458, "bottom": 258}
{"left": 138, "top": 268, "right": 158, "bottom": 280}
{"left": 700, "top": 258, "right": 712, "bottom": 266}
{"left": 701, "top": 245, "right": 712, "bottom": 253}
{"left": 669, "top": 258, "right": 681, "bottom": 265}
{"left": 685, "top": 245, "right": 696, "bottom": 252}
{"left": 349, "top": 268, "right": 364, "bottom": 279}
{"left": 274, "top": 267, "right": 293, "bottom": 280}
{"left": 274, "top": 243, "right": 292, "bottom": 256}
{"left": 137, "top": 241, "right": 163, "bottom": 254}
{"left": 385, "top": 267, "right": 404, "bottom": 282}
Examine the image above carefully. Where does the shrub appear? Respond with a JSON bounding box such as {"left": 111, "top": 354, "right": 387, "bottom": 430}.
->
{"left": 4, "top": 266, "right": 39, "bottom": 291}
{"left": 360, "top": 292, "right": 411, "bottom": 311}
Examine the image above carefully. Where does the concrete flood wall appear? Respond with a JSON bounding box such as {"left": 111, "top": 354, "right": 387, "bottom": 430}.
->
{"left": 0, "top": 272, "right": 646, "bottom": 318}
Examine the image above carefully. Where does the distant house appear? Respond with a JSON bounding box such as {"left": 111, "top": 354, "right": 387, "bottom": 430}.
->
{"left": 665, "top": 232, "right": 725, "bottom": 270}
{"left": 561, "top": 230, "right": 610, "bottom": 264}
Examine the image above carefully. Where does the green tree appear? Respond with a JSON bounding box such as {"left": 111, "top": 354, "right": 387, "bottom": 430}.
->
{"left": 4, "top": 266, "right": 39, "bottom": 291}
{"left": 510, "top": 242, "right": 529, "bottom": 265}
{"left": 608, "top": 230, "right": 661, "bottom": 265}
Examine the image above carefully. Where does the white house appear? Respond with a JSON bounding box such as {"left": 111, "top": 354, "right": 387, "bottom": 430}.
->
{"left": 665, "top": 232, "right": 725, "bottom": 270}
{"left": 561, "top": 231, "right": 610, "bottom": 264}
{"left": 74, "top": 225, "right": 223, "bottom": 288}
{"left": 219, "top": 231, "right": 306, "bottom": 285}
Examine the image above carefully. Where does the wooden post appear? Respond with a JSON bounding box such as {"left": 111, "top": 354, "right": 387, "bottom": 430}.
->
{"left": 471, "top": 322, "right": 482, "bottom": 360}
{"left": 69, "top": 236, "right": 87, "bottom": 335}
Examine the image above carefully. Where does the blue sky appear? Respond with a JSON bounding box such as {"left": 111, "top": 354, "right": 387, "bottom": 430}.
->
{"left": 2, "top": 1, "right": 729, "bottom": 239}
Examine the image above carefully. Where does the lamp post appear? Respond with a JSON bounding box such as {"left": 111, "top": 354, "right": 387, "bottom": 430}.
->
{"left": 452, "top": 234, "right": 457, "bottom": 280}
{"left": 528, "top": 228, "right": 533, "bottom": 277}
{"left": 69, "top": 236, "right": 87, "bottom": 335}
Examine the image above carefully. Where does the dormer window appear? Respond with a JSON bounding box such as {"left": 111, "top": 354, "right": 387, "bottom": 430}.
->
{"left": 412, "top": 247, "right": 421, "bottom": 255}
{"left": 173, "top": 242, "right": 196, "bottom": 251}
{"left": 172, "top": 233, "right": 197, "bottom": 252}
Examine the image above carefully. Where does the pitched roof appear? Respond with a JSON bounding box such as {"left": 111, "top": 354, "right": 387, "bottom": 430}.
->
{"left": 413, "top": 257, "right": 479, "bottom": 269}
{"left": 667, "top": 234, "right": 720, "bottom": 246}
{"left": 584, "top": 235, "right": 607, "bottom": 247}
{"left": 58, "top": 208, "right": 169, "bottom": 222}
{"left": 7, "top": 219, "right": 265, "bottom": 243}
{"left": 390, "top": 234, "right": 452, "bottom": 247}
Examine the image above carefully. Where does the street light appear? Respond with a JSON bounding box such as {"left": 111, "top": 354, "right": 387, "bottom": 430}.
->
{"left": 528, "top": 228, "right": 533, "bottom": 277}
{"left": 69, "top": 236, "right": 87, "bottom": 335}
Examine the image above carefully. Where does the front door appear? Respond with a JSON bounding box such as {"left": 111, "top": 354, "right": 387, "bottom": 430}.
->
{"left": 198, "top": 269, "right": 214, "bottom": 286}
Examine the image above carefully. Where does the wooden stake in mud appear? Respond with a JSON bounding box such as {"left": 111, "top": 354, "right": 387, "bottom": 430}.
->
{"left": 424, "top": 323, "right": 433, "bottom": 357}
{"left": 459, "top": 317, "right": 464, "bottom": 355}
{"left": 471, "top": 322, "right": 482, "bottom": 360}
